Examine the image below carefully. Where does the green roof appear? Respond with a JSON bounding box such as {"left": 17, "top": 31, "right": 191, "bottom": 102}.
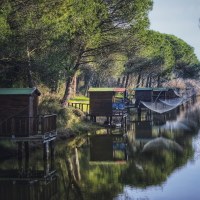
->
{"left": 88, "top": 88, "right": 126, "bottom": 92}
{"left": 153, "top": 87, "right": 168, "bottom": 91}
{"left": 134, "top": 87, "right": 170, "bottom": 91}
{"left": 134, "top": 87, "right": 152, "bottom": 91}
{"left": 0, "top": 88, "right": 41, "bottom": 95}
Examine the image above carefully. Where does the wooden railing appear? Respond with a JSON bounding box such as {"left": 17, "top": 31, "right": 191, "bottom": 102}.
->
{"left": 41, "top": 114, "right": 57, "bottom": 134}
{"left": 67, "top": 102, "right": 89, "bottom": 113}
{"left": 0, "top": 114, "right": 57, "bottom": 138}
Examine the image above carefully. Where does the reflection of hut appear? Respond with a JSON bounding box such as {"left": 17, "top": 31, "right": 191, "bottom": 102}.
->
{"left": 135, "top": 121, "right": 153, "bottom": 141}
{"left": 90, "top": 134, "right": 127, "bottom": 162}
{"left": 0, "top": 154, "right": 58, "bottom": 200}
{"left": 0, "top": 170, "right": 58, "bottom": 200}
{"left": 152, "top": 113, "right": 166, "bottom": 126}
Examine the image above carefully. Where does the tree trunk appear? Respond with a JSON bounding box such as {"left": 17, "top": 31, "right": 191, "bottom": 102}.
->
{"left": 146, "top": 75, "right": 150, "bottom": 87}
{"left": 157, "top": 75, "right": 161, "bottom": 87}
{"left": 62, "top": 75, "right": 74, "bottom": 106}
{"left": 149, "top": 76, "right": 152, "bottom": 87}
{"left": 125, "top": 73, "right": 130, "bottom": 88}
{"left": 84, "top": 77, "right": 92, "bottom": 97}
{"left": 27, "top": 46, "right": 34, "bottom": 88}
{"left": 117, "top": 77, "right": 121, "bottom": 86}
{"left": 136, "top": 73, "right": 141, "bottom": 88}
{"left": 76, "top": 76, "right": 80, "bottom": 94}
{"left": 121, "top": 76, "right": 126, "bottom": 87}
{"left": 71, "top": 74, "right": 77, "bottom": 98}
{"left": 61, "top": 45, "right": 85, "bottom": 106}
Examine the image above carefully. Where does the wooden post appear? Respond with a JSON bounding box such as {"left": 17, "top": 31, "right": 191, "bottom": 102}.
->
{"left": 18, "top": 142, "right": 23, "bottom": 160}
{"left": 50, "top": 140, "right": 56, "bottom": 170}
{"left": 109, "top": 116, "right": 112, "bottom": 125}
{"left": 50, "top": 141, "right": 55, "bottom": 159}
{"left": 43, "top": 142, "right": 49, "bottom": 160}
{"left": 24, "top": 141, "right": 29, "bottom": 160}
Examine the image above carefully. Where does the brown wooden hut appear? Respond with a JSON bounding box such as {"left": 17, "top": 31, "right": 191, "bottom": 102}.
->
{"left": 88, "top": 87, "right": 127, "bottom": 117}
{"left": 165, "top": 88, "right": 180, "bottom": 99}
{"left": 0, "top": 88, "right": 56, "bottom": 138}
{"left": 152, "top": 88, "right": 168, "bottom": 101}
{"left": 134, "top": 88, "right": 152, "bottom": 108}
{"left": 134, "top": 87, "right": 180, "bottom": 108}
{"left": 0, "top": 87, "right": 40, "bottom": 119}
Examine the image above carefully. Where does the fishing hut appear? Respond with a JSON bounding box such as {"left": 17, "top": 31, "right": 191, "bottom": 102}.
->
{"left": 134, "top": 87, "right": 180, "bottom": 108}
{"left": 0, "top": 88, "right": 57, "bottom": 160}
{"left": 88, "top": 88, "right": 128, "bottom": 126}
{"left": 152, "top": 88, "right": 168, "bottom": 101}
{"left": 134, "top": 88, "right": 152, "bottom": 108}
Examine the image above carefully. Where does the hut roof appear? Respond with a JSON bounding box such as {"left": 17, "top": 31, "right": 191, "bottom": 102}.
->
{"left": 88, "top": 88, "right": 126, "bottom": 92}
{"left": 153, "top": 87, "right": 169, "bottom": 91}
{"left": 134, "top": 87, "right": 152, "bottom": 91}
{"left": 0, "top": 87, "right": 41, "bottom": 96}
{"left": 134, "top": 87, "right": 171, "bottom": 91}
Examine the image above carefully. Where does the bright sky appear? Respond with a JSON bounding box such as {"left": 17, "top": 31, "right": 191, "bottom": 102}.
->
{"left": 149, "top": 0, "right": 200, "bottom": 60}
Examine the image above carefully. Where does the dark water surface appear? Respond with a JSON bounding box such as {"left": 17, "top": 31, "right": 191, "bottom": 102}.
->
{"left": 1, "top": 101, "right": 200, "bottom": 200}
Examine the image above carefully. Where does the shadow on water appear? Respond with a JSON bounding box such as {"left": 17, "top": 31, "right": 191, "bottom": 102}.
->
{"left": 1, "top": 99, "right": 200, "bottom": 199}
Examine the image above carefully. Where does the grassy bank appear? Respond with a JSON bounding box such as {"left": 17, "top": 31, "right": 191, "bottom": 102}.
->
{"left": 38, "top": 93, "right": 100, "bottom": 138}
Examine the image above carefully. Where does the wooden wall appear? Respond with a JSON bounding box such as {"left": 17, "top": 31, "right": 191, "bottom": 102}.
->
{"left": 152, "top": 90, "right": 166, "bottom": 101}
{"left": 135, "top": 90, "right": 152, "bottom": 107}
{"left": 0, "top": 95, "right": 39, "bottom": 119}
{"left": 0, "top": 93, "right": 39, "bottom": 137}
{"left": 165, "top": 89, "right": 179, "bottom": 99}
{"left": 89, "top": 92, "right": 114, "bottom": 116}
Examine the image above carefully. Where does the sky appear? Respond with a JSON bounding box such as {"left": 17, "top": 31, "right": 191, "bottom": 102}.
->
{"left": 149, "top": 0, "right": 200, "bottom": 60}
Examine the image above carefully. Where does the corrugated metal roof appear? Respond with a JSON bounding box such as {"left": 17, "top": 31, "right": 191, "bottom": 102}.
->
{"left": 0, "top": 88, "right": 41, "bottom": 95}
{"left": 88, "top": 88, "right": 126, "bottom": 92}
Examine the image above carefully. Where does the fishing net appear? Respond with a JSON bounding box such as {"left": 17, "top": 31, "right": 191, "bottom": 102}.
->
{"left": 140, "top": 87, "right": 196, "bottom": 114}
{"left": 159, "top": 98, "right": 183, "bottom": 107}
{"left": 140, "top": 101, "right": 178, "bottom": 114}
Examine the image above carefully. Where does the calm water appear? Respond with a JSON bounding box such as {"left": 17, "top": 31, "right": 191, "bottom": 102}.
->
{"left": 0, "top": 101, "right": 200, "bottom": 200}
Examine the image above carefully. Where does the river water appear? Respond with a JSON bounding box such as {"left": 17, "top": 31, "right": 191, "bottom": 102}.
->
{"left": 0, "top": 100, "right": 200, "bottom": 200}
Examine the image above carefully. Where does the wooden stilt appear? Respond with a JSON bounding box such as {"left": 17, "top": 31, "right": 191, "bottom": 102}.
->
{"left": 17, "top": 142, "right": 23, "bottom": 160}
{"left": 43, "top": 142, "right": 49, "bottom": 161}
{"left": 24, "top": 142, "right": 29, "bottom": 160}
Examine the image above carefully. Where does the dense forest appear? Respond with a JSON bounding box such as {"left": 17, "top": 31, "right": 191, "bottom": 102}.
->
{"left": 0, "top": 0, "right": 200, "bottom": 104}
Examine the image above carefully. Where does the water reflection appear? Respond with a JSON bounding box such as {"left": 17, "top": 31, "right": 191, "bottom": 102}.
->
{"left": 0, "top": 157, "right": 58, "bottom": 200}
{"left": 1, "top": 100, "right": 200, "bottom": 199}
{"left": 89, "top": 134, "right": 128, "bottom": 162}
